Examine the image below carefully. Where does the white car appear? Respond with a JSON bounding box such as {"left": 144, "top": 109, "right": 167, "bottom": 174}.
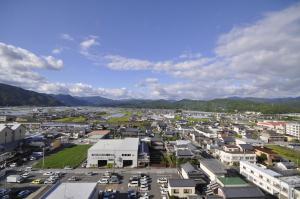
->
{"left": 161, "top": 189, "right": 168, "bottom": 195}
{"left": 43, "top": 172, "right": 54, "bottom": 176}
{"left": 128, "top": 181, "right": 139, "bottom": 187}
{"left": 139, "top": 186, "right": 149, "bottom": 192}
{"left": 44, "top": 179, "right": 56, "bottom": 184}
{"left": 157, "top": 177, "right": 168, "bottom": 184}
{"left": 21, "top": 172, "right": 30, "bottom": 178}
{"left": 9, "top": 163, "right": 17, "bottom": 168}
{"left": 98, "top": 178, "right": 109, "bottom": 184}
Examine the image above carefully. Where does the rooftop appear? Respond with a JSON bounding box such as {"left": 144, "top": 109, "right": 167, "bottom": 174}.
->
{"left": 200, "top": 159, "right": 227, "bottom": 174}
{"left": 240, "top": 161, "right": 282, "bottom": 177}
{"left": 220, "top": 186, "right": 265, "bottom": 198}
{"left": 217, "top": 177, "right": 248, "bottom": 187}
{"left": 168, "top": 179, "right": 196, "bottom": 187}
{"left": 89, "top": 138, "right": 139, "bottom": 151}
{"left": 43, "top": 182, "right": 97, "bottom": 199}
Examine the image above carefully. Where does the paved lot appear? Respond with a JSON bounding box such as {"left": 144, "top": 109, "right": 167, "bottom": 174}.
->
{"left": 0, "top": 168, "right": 180, "bottom": 199}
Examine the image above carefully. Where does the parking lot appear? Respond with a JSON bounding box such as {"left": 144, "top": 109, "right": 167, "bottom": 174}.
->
{"left": 0, "top": 168, "right": 180, "bottom": 198}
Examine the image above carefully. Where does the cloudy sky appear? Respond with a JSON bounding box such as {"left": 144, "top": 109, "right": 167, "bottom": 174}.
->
{"left": 0, "top": 0, "right": 300, "bottom": 100}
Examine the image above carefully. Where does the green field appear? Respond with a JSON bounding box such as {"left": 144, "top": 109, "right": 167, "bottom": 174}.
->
{"left": 34, "top": 144, "right": 91, "bottom": 169}
{"left": 267, "top": 145, "right": 300, "bottom": 166}
{"left": 54, "top": 116, "right": 87, "bottom": 123}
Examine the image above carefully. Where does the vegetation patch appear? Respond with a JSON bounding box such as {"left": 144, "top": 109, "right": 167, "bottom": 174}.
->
{"left": 34, "top": 144, "right": 91, "bottom": 169}
{"left": 54, "top": 116, "right": 87, "bottom": 123}
{"left": 267, "top": 145, "right": 300, "bottom": 166}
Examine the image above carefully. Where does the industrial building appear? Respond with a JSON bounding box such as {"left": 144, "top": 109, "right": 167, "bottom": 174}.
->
{"left": 87, "top": 138, "right": 140, "bottom": 168}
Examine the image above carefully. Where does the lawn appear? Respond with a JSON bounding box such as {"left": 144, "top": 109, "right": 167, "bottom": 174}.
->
{"left": 54, "top": 116, "right": 87, "bottom": 123}
{"left": 267, "top": 145, "right": 300, "bottom": 166}
{"left": 34, "top": 144, "right": 91, "bottom": 169}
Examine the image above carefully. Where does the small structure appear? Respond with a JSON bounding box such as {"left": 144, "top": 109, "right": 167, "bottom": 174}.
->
{"left": 168, "top": 179, "right": 196, "bottom": 198}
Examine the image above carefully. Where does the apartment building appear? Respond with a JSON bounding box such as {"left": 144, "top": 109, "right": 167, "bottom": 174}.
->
{"left": 240, "top": 161, "right": 300, "bottom": 199}
{"left": 215, "top": 145, "right": 256, "bottom": 166}
{"left": 286, "top": 123, "right": 300, "bottom": 140}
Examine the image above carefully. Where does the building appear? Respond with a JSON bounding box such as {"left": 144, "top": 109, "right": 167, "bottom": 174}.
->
{"left": 257, "top": 121, "right": 286, "bottom": 134}
{"left": 260, "top": 131, "right": 287, "bottom": 143}
{"left": 168, "top": 179, "right": 196, "bottom": 198}
{"left": 215, "top": 145, "right": 256, "bottom": 166}
{"left": 240, "top": 161, "right": 300, "bottom": 199}
{"left": 200, "top": 159, "right": 227, "bottom": 181}
{"left": 254, "top": 146, "right": 280, "bottom": 166}
{"left": 286, "top": 123, "right": 300, "bottom": 140}
{"left": 217, "top": 186, "right": 265, "bottom": 199}
{"left": 180, "top": 162, "right": 206, "bottom": 184}
{"left": 0, "top": 123, "right": 25, "bottom": 145}
{"left": 41, "top": 182, "right": 98, "bottom": 199}
{"left": 87, "top": 138, "right": 139, "bottom": 168}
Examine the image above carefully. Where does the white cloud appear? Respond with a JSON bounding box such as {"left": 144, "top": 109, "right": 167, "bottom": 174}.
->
{"left": 60, "top": 33, "right": 74, "bottom": 41}
{"left": 52, "top": 48, "right": 62, "bottom": 54}
{"left": 103, "top": 3, "right": 300, "bottom": 99}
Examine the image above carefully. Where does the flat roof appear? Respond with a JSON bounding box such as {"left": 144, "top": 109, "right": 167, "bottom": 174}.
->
{"left": 89, "top": 138, "right": 139, "bottom": 151}
{"left": 279, "top": 176, "right": 300, "bottom": 185}
{"left": 44, "top": 183, "right": 97, "bottom": 199}
{"left": 240, "top": 161, "right": 281, "bottom": 177}
{"left": 200, "top": 159, "right": 227, "bottom": 174}
{"left": 221, "top": 186, "right": 265, "bottom": 198}
{"left": 217, "top": 177, "right": 248, "bottom": 187}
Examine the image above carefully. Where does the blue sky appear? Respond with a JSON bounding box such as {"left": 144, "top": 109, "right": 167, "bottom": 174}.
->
{"left": 0, "top": 0, "right": 300, "bottom": 99}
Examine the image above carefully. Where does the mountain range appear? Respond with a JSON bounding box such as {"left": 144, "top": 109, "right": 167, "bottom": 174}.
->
{"left": 1, "top": 83, "right": 300, "bottom": 113}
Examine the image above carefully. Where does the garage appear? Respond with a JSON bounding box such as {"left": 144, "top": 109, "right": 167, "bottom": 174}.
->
{"left": 98, "top": 160, "right": 107, "bottom": 167}
{"left": 123, "top": 160, "right": 133, "bottom": 167}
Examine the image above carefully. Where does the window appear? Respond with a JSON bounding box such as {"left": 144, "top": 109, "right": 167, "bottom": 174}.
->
{"left": 122, "top": 154, "right": 131, "bottom": 157}
{"left": 184, "top": 189, "right": 192, "bottom": 194}
{"left": 173, "top": 189, "right": 179, "bottom": 194}
{"left": 250, "top": 170, "right": 254, "bottom": 174}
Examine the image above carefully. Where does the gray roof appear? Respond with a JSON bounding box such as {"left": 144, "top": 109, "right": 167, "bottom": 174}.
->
{"left": 168, "top": 179, "right": 196, "bottom": 187}
{"left": 181, "top": 162, "right": 196, "bottom": 173}
{"left": 200, "top": 159, "right": 227, "bottom": 175}
{"left": 89, "top": 138, "right": 139, "bottom": 151}
{"left": 238, "top": 144, "right": 253, "bottom": 150}
{"left": 177, "top": 149, "right": 193, "bottom": 157}
{"left": 221, "top": 186, "right": 265, "bottom": 198}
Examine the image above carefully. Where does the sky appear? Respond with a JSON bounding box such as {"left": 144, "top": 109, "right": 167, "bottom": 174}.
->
{"left": 0, "top": 0, "right": 300, "bottom": 100}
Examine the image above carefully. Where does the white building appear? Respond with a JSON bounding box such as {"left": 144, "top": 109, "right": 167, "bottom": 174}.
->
{"left": 215, "top": 145, "right": 256, "bottom": 166}
{"left": 87, "top": 138, "right": 139, "bottom": 168}
{"left": 0, "top": 123, "right": 25, "bottom": 145}
{"left": 42, "top": 183, "right": 98, "bottom": 199}
{"left": 168, "top": 179, "right": 196, "bottom": 198}
{"left": 240, "top": 161, "right": 300, "bottom": 199}
{"left": 286, "top": 123, "right": 300, "bottom": 140}
{"left": 200, "top": 159, "right": 227, "bottom": 181}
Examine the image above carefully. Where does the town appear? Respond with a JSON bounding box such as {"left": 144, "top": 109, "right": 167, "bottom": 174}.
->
{"left": 0, "top": 107, "right": 300, "bottom": 199}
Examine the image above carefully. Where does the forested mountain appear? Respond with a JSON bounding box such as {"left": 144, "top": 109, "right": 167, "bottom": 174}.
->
{"left": 0, "top": 83, "right": 63, "bottom": 106}
{"left": 1, "top": 83, "right": 300, "bottom": 113}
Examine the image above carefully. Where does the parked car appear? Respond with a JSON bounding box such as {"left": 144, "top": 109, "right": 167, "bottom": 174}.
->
{"left": 157, "top": 177, "right": 168, "bottom": 184}
{"left": 9, "top": 163, "right": 17, "bottom": 168}
{"left": 0, "top": 189, "right": 11, "bottom": 197}
{"left": 97, "top": 178, "right": 109, "bottom": 184}
{"left": 127, "top": 190, "right": 137, "bottom": 199}
{"left": 44, "top": 179, "right": 56, "bottom": 184}
{"left": 17, "top": 190, "right": 31, "bottom": 198}
{"left": 64, "top": 166, "right": 73, "bottom": 170}
{"left": 31, "top": 179, "right": 43, "bottom": 184}
{"left": 68, "top": 176, "right": 80, "bottom": 181}
{"left": 109, "top": 175, "right": 120, "bottom": 184}
{"left": 43, "top": 171, "right": 54, "bottom": 176}
{"left": 7, "top": 175, "right": 23, "bottom": 183}
{"left": 128, "top": 181, "right": 139, "bottom": 187}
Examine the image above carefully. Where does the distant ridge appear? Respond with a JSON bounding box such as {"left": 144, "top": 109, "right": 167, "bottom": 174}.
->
{"left": 0, "top": 83, "right": 63, "bottom": 106}
{"left": 1, "top": 83, "right": 300, "bottom": 113}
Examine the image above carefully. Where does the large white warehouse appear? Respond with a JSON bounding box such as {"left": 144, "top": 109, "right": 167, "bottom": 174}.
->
{"left": 87, "top": 138, "right": 139, "bottom": 168}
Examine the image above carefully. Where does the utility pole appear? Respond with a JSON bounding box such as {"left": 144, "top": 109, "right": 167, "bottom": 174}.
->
{"left": 42, "top": 147, "right": 45, "bottom": 169}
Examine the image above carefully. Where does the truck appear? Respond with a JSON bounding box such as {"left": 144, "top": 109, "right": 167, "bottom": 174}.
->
{"left": 6, "top": 175, "right": 23, "bottom": 183}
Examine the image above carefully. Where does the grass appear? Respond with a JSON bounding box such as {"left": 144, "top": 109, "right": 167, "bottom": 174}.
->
{"left": 34, "top": 144, "right": 91, "bottom": 169}
{"left": 54, "top": 116, "right": 87, "bottom": 123}
{"left": 267, "top": 145, "right": 300, "bottom": 166}
{"left": 107, "top": 111, "right": 132, "bottom": 124}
